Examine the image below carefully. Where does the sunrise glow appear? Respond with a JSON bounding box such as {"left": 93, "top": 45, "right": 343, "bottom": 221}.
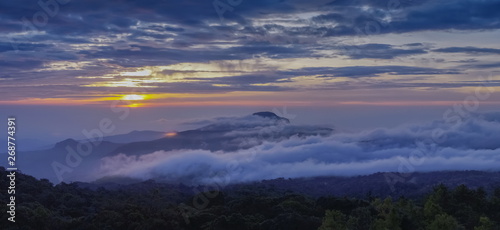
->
{"left": 122, "top": 95, "right": 146, "bottom": 101}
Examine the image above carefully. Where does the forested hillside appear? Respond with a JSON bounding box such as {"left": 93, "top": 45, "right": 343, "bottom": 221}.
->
{"left": 1, "top": 167, "right": 499, "bottom": 230}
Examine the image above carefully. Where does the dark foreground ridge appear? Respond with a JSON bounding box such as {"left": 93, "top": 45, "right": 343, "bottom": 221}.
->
{"left": 1, "top": 167, "right": 500, "bottom": 229}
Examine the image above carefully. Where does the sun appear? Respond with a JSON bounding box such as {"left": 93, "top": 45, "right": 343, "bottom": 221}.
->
{"left": 121, "top": 94, "right": 146, "bottom": 101}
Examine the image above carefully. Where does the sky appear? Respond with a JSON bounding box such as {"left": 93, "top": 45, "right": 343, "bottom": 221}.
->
{"left": 1, "top": 0, "right": 500, "bottom": 144}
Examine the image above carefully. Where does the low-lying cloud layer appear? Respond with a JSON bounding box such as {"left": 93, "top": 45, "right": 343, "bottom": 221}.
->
{"left": 96, "top": 112, "right": 500, "bottom": 185}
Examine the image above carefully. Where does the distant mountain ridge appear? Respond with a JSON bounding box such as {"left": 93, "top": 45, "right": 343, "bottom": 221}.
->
{"left": 239, "top": 170, "right": 500, "bottom": 198}
{"left": 8, "top": 112, "right": 333, "bottom": 183}
{"left": 76, "top": 170, "right": 500, "bottom": 199}
{"left": 101, "top": 130, "right": 166, "bottom": 143}
{"left": 111, "top": 111, "right": 332, "bottom": 155}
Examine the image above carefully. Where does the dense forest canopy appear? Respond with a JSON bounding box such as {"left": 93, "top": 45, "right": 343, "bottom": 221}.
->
{"left": 1, "top": 167, "right": 499, "bottom": 230}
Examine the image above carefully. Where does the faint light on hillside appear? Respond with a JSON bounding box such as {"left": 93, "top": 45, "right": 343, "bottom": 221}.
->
{"left": 165, "top": 132, "right": 177, "bottom": 137}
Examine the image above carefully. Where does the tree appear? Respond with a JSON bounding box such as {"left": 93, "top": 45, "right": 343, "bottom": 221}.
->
{"left": 318, "top": 210, "right": 346, "bottom": 230}
{"left": 427, "top": 213, "right": 463, "bottom": 230}
{"left": 397, "top": 197, "right": 424, "bottom": 230}
{"left": 347, "top": 207, "right": 372, "bottom": 230}
{"left": 424, "top": 198, "right": 443, "bottom": 221}
{"left": 474, "top": 217, "right": 495, "bottom": 230}
{"left": 372, "top": 198, "right": 401, "bottom": 230}
{"left": 451, "top": 185, "right": 481, "bottom": 228}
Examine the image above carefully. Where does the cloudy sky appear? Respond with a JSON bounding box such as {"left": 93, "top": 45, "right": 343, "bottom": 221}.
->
{"left": 1, "top": 0, "right": 500, "bottom": 141}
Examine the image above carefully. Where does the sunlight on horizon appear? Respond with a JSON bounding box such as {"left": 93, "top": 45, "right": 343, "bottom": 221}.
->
{"left": 122, "top": 94, "right": 146, "bottom": 101}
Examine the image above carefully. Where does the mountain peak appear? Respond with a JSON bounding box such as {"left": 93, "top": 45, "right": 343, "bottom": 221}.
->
{"left": 54, "top": 138, "right": 78, "bottom": 149}
{"left": 252, "top": 111, "right": 290, "bottom": 123}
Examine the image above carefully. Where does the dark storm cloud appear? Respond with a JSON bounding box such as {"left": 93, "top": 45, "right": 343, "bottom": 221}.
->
{"left": 1, "top": 0, "right": 497, "bottom": 55}
{"left": 142, "top": 81, "right": 291, "bottom": 93}
{"left": 0, "top": 42, "right": 52, "bottom": 52}
{"left": 318, "top": 0, "right": 500, "bottom": 35}
{"left": 404, "top": 43, "right": 425, "bottom": 47}
{"left": 0, "top": 59, "right": 44, "bottom": 70}
{"left": 308, "top": 66, "right": 459, "bottom": 78}
{"left": 159, "top": 65, "right": 462, "bottom": 93}
{"left": 434, "top": 47, "right": 500, "bottom": 55}
{"left": 319, "top": 80, "right": 500, "bottom": 91}
{"left": 78, "top": 43, "right": 313, "bottom": 67}
{"left": 182, "top": 65, "right": 457, "bottom": 88}
{"left": 185, "top": 74, "right": 292, "bottom": 85}
{"left": 2, "top": 0, "right": 499, "bottom": 45}
{"left": 392, "top": 0, "right": 500, "bottom": 32}
{"left": 251, "top": 0, "right": 500, "bottom": 39}
{"left": 338, "top": 43, "right": 427, "bottom": 59}
{"left": 0, "top": 0, "right": 296, "bottom": 36}
{"left": 280, "top": 66, "right": 457, "bottom": 79}
{"left": 458, "top": 62, "right": 500, "bottom": 69}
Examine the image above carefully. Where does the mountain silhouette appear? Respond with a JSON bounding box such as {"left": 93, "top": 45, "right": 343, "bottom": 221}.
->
{"left": 252, "top": 111, "right": 290, "bottom": 123}
{"left": 8, "top": 112, "right": 333, "bottom": 183}
{"left": 111, "top": 111, "right": 332, "bottom": 155}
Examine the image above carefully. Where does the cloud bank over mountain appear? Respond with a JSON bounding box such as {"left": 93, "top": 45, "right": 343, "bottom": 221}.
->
{"left": 95, "top": 112, "right": 500, "bottom": 185}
